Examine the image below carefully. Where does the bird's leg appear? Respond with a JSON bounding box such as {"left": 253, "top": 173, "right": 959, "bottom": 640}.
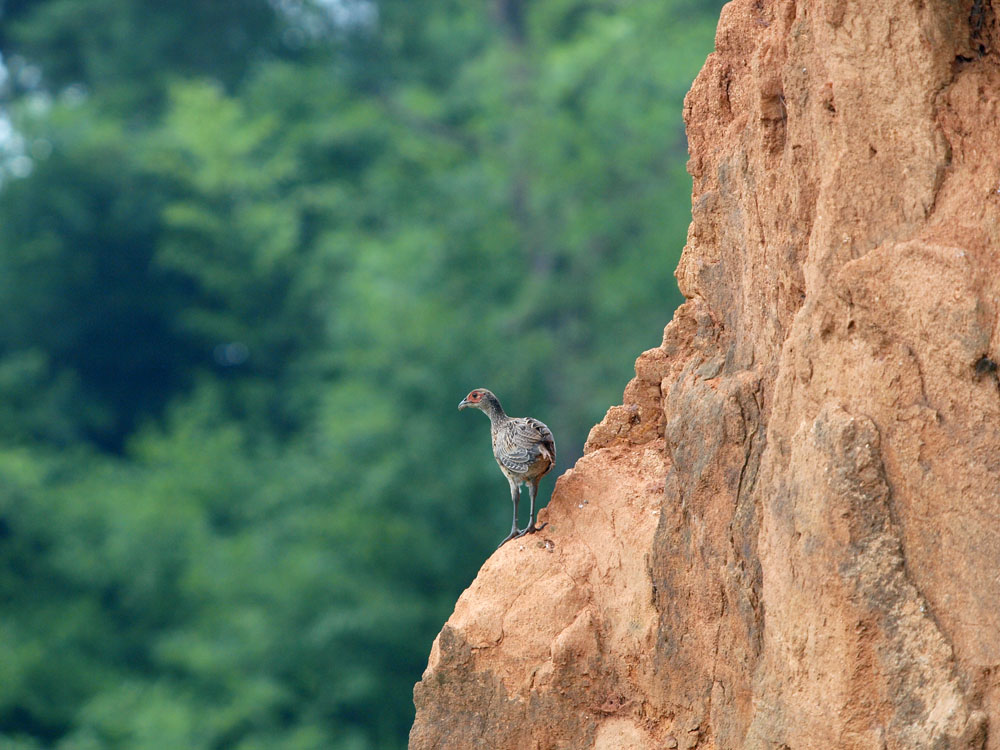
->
{"left": 516, "top": 479, "right": 548, "bottom": 537}
{"left": 498, "top": 480, "right": 520, "bottom": 547}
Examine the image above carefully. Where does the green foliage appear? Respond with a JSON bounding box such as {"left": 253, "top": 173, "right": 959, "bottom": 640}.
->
{"left": 0, "top": 0, "right": 723, "bottom": 747}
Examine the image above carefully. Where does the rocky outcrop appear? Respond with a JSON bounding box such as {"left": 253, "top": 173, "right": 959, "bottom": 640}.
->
{"left": 410, "top": 1, "right": 1000, "bottom": 748}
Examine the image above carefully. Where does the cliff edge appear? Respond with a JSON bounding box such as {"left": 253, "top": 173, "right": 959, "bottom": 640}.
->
{"left": 410, "top": 1, "right": 1000, "bottom": 747}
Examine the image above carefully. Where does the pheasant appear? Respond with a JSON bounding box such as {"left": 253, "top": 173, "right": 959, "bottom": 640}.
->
{"left": 459, "top": 388, "right": 556, "bottom": 547}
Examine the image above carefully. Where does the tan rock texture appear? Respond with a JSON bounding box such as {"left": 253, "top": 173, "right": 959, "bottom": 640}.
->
{"left": 409, "top": 1, "right": 1000, "bottom": 748}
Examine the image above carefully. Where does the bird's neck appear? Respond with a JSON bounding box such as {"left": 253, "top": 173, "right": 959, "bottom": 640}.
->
{"left": 481, "top": 395, "right": 508, "bottom": 425}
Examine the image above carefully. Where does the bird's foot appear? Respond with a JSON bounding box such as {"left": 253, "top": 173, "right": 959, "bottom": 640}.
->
{"left": 515, "top": 521, "right": 547, "bottom": 538}
{"left": 498, "top": 529, "right": 520, "bottom": 548}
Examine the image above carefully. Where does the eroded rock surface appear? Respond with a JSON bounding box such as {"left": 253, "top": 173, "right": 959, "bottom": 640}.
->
{"left": 411, "top": 1, "right": 1000, "bottom": 747}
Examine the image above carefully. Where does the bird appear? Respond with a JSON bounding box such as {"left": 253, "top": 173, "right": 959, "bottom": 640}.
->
{"left": 458, "top": 388, "right": 556, "bottom": 547}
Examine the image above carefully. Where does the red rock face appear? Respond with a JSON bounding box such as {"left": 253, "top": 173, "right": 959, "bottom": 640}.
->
{"left": 410, "top": 1, "right": 1000, "bottom": 748}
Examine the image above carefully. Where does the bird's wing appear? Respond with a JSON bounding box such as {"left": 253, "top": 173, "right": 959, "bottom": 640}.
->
{"left": 526, "top": 418, "right": 556, "bottom": 464}
{"left": 495, "top": 418, "right": 556, "bottom": 474}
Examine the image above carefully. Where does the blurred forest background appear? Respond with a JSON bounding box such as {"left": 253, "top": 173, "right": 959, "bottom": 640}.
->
{"left": 0, "top": 0, "right": 723, "bottom": 748}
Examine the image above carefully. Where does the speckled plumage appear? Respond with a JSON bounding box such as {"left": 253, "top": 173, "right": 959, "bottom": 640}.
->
{"left": 459, "top": 388, "right": 556, "bottom": 546}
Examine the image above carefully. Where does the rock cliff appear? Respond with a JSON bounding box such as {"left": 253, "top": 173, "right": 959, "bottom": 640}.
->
{"left": 409, "top": 1, "right": 1000, "bottom": 747}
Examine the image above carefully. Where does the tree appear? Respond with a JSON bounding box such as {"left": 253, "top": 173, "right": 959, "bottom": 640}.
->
{"left": 0, "top": 0, "right": 724, "bottom": 747}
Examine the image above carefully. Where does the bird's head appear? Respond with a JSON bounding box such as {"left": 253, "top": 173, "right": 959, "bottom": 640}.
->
{"left": 458, "top": 388, "right": 493, "bottom": 412}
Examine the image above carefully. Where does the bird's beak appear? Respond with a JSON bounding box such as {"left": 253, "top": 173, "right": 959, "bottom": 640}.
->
{"left": 458, "top": 399, "right": 469, "bottom": 410}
